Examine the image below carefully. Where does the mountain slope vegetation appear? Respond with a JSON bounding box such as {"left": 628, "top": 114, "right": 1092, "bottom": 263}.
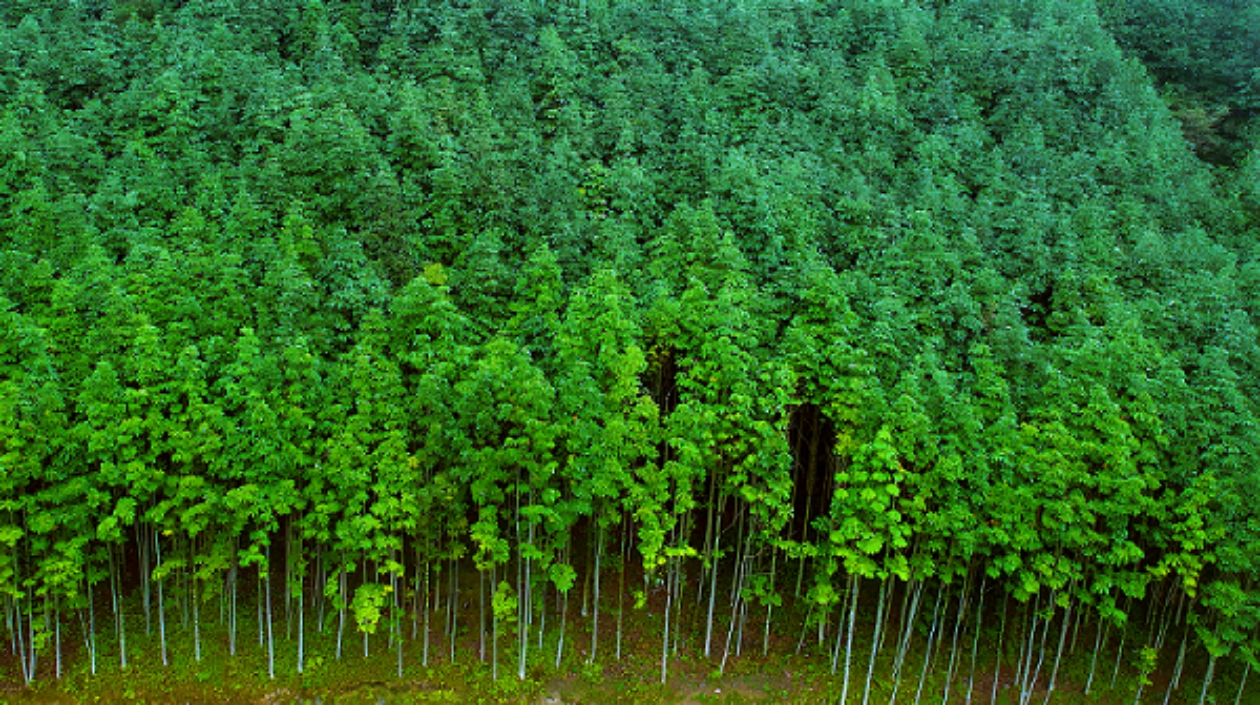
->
{"left": 1, "top": 0, "right": 1258, "bottom": 700}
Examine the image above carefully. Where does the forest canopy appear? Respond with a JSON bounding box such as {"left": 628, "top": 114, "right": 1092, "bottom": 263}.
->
{"left": 1, "top": 0, "right": 1259, "bottom": 700}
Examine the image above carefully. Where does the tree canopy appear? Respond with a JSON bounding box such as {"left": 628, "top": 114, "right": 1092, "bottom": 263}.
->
{"left": 2, "top": 0, "right": 1259, "bottom": 699}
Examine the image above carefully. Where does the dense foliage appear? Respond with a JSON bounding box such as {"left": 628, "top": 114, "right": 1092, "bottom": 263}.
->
{"left": 1100, "top": 0, "right": 1260, "bottom": 164}
{"left": 2, "top": 0, "right": 1259, "bottom": 700}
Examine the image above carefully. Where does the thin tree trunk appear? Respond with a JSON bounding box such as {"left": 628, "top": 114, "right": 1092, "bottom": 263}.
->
{"left": 6, "top": 595, "right": 14, "bottom": 657}
{"left": 912, "top": 582, "right": 945, "bottom": 705}
{"left": 537, "top": 576, "right": 546, "bottom": 651}
{"left": 705, "top": 501, "right": 722, "bottom": 659}
{"left": 992, "top": 592, "right": 1009, "bottom": 705}
{"left": 15, "top": 595, "right": 29, "bottom": 685}
{"left": 1085, "top": 616, "right": 1108, "bottom": 695}
{"left": 700, "top": 465, "right": 719, "bottom": 608}
{"left": 840, "top": 574, "right": 859, "bottom": 705}
{"left": 19, "top": 595, "right": 32, "bottom": 685}
{"left": 316, "top": 551, "right": 325, "bottom": 635}
{"left": 1197, "top": 651, "right": 1217, "bottom": 705}
{"left": 492, "top": 564, "right": 498, "bottom": 680}
{"left": 423, "top": 556, "right": 430, "bottom": 667}
{"left": 25, "top": 595, "right": 36, "bottom": 683}
{"left": 257, "top": 567, "right": 264, "bottom": 649}
{"left": 833, "top": 574, "right": 853, "bottom": 674}
{"left": 1042, "top": 599, "right": 1073, "bottom": 705}
{"left": 965, "top": 577, "right": 986, "bottom": 705}
{"left": 413, "top": 546, "right": 421, "bottom": 642}
{"left": 364, "top": 562, "right": 372, "bottom": 660}
{"left": 337, "top": 566, "right": 346, "bottom": 660}
{"left": 193, "top": 570, "right": 201, "bottom": 663}
{"left": 394, "top": 563, "right": 403, "bottom": 679}
{"left": 890, "top": 579, "right": 925, "bottom": 703}
{"left": 1022, "top": 595, "right": 1054, "bottom": 705}
{"left": 140, "top": 523, "right": 151, "bottom": 636}
{"left": 1234, "top": 661, "right": 1251, "bottom": 705}
{"left": 1016, "top": 593, "right": 1039, "bottom": 705}
{"left": 480, "top": 567, "right": 487, "bottom": 662}
{"left": 54, "top": 598, "right": 61, "bottom": 679}
{"left": 111, "top": 545, "right": 127, "bottom": 668}
{"left": 661, "top": 558, "right": 674, "bottom": 684}
{"left": 87, "top": 578, "right": 97, "bottom": 675}
{"left": 943, "top": 575, "right": 970, "bottom": 705}
{"left": 1069, "top": 594, "right": 1085, "bottom": 656}
{"left": 521, "top": 525, "right": 531, "bottom": 681}
{"left": 555, "top": 588, "right": 568, "bottom": 669}
{"left": 229, "top": 558, "right": 238, "bottom": 656}
{"left": 763, "top": 550, "right": 778, "bottom": 657}
{"left": 672, "top": 518, "right": 687, "bottom": 659}
{"left": 862, "top": 578, "right": 889, "bottom": 705}
{"left": 266, "top": 562, "right": 274, "bottom": 679}
{"left": 449, "top": 556, "right": 458, "bottom": 663}
{"left": 797, "top": 603, "right": 815, "bottom": 655}
{"left": 284, "top": 521, "right": 292, "bottom": 642}
{"left": 590, "top": 524, "right": 602, "bottom": 664}
{"left": 1110, "top": 615, "right": 1127, "bottom": 689}
{"left": 719, "top": 546, "right": 748, "bottom": 676}
{"left": 296, "top": 569, "right": 304, "bottom": 674}
{"left": 296, "top": 563, "right": 304, "bottom": 675}
{"left": 617, "top": 519, "right": 628, "bottom": 661}
{"left": 155, "top": 530, "right": 168, "bottom": 666}
{"left": 1162, "top": 629, "right": 1188, "bottom": 705}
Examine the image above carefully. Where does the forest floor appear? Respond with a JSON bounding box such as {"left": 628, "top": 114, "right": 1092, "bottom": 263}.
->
{"left": 0, "top": 573, "right": 1223, "bottom": 704}
{"left": 0, "top": 616, "right": 1202, "bottom": 704}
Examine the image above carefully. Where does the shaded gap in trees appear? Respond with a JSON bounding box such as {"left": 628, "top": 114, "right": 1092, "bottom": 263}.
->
{"left": 787, "top": 401, "right": 836, "bottom": 544}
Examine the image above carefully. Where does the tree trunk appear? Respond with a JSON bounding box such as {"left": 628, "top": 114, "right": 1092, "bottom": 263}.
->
{"left": 965, "top": 577, "right": 985, "bottom": 705}
{"left": 1085, "top": 617, "right": 1107, "bottom": 695}
{"left": 155, "top": 530, "right": 168, "bottom": 666}
{"left": 862, "top": 578, "right": 889, "bottom": 705}
{"left": 266, "top": 562, "right": 274, "bottom": 679}
{"left": 660, "top": 557, "right": 673, "bottom": 685}
{"left": 840, "top": 574, "right": 859, "bottom": 705}
{"left": 912, "top": 582, "right": 945, "bottom": 705}
{"left": 589, "top": 524, "right": 602, "bottom": 664}
{"left": 991, "top": 592, "right": 1009, "bottom": 705}
{"left": 1233, "top": 661, "right": 1251, "bottom": 705}
{"left": 1041, "top": 599, "right": 1072, "bottom": 705}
